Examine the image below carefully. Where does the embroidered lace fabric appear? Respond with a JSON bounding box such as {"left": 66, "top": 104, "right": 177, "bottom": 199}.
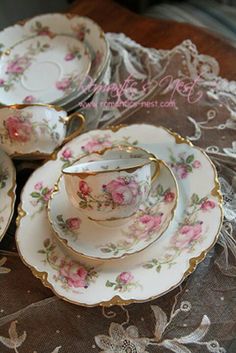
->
{"left": 0, "top": 33, "right": 235, "bottom": 353}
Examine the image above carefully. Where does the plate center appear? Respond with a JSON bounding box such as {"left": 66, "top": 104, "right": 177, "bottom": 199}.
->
{"left": 21, "top": 61, "right": 61, "bottom": 91}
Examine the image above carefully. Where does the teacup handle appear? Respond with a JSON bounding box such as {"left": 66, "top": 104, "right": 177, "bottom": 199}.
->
{"left": 62, "top": 112, "right": 85, "bottom": 144}
{"left": 148, "top": 156, "right": 160, "bottom": 183}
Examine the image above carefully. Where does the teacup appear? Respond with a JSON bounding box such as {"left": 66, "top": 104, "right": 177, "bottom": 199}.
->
{"left": 0, "top": 103, "right": 85, "bottom": 158}
{"left": 62, "top": 156, "right": 160, "bottom": 221}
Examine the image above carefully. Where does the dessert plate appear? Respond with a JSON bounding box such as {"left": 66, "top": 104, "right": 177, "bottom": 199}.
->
{"left": 16, "top": 124, "right": 223, "bottom": 306}
{"left": 48, "top": 157, "right": 178, "bottom": 260}
{"left": 0, "top": 35, "right": 90, "bottom": 105}
{"left": 0, "top": 13, "right": 109, "bottom": 105}
{"left": 0, "top": 149, "right": 16, "bottom": 241}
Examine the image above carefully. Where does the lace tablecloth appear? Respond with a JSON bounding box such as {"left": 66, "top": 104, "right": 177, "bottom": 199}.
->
{"left": 0, "top": 33, "right": 236, "bottom": 353}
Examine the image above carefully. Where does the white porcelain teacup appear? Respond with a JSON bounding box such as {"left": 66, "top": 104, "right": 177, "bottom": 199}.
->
{"left": 62, "top": 155, "right": 160, "bottom": 221}
{"left": 0, "top": 103, "right": 85, "bottom": 158}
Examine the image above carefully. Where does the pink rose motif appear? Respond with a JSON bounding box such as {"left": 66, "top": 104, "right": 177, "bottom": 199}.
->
{"left": 173, "top": 222, "right": 203, "bottom": 249}
{"left": 79, "top": 180, "right": 91, "bottom": 196}
{"left": 200, "top": 200, "right": 215, "bottom": 211}
{"left": 23, "top": 95, "right": 36, "bottom": 104}
{"left": 6, "top": 57, "right": 29, "bottom": 74}
{"left": 66, "top": 217, "right": 81, "bottom": 230}
{"left": 62, "top": 148, "right": 72, "bottom": 160}
{"left": 193, "top": 160, "right": 201, "bottom": 168}
{"left": 178, "top": 165, "right": 188, "bottom": 179}
{"left": 59, "top": 261, "right": 88, "bottom": 288}
{"left": 5, "top": 116, "right": 32, "bottom": 143}
{"left": 65, "top": 53, "right": 75, "bottom": 61}
{"left": 38, "top": 29, "right": 54, "bottom": 38}
{"left": 105, "top": 177, "right": 139, "bottom": 205}
{"left": 34, "top": 182, "right": 43, "bottom": 191}
{"left": 0, "top": 79, "right": 5, "bottom": 85}
{"left": 43, "top": 188, "right": 53, "bottom": 201}
{"left": 164, "top": 191, "right": 175, "bottom": 203}
{"left": 81, "top": 135, "right": 112, "bottom": 153}
{"left": 56, "top": 78, "right": 71, "bottom": 91}
{"left": 118, "top": 272, "right": 134, "bottom": 284}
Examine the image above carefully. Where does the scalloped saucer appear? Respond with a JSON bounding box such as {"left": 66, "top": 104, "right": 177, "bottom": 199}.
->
{"left": 48, "top": 157, "right": 178, "bottom": 260}
{"left": 0, "top": 149, "right": 16, "bottom": 241}
{"left": 16, "top": 124, "right": 223, "bottom": 306}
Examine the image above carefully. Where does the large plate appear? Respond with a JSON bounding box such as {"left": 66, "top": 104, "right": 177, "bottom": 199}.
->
{"left": 16, "top": 125, "right": 223, "bottom": 306}
{"left": 0, "top": 149, "right": 16, "bottom": 241}
{"left": 0, "top": 13, "right": 109, "bottom": 105}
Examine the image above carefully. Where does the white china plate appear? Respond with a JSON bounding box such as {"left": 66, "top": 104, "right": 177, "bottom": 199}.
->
{"left": 0, "top": 149, "right": 16, "bottom": 241}
{"left": 0, "top": 36, "right": 91, "bottom": 105}
{"left": 0, "top": 13, "right": 109, "bottom": 105}
{"left": 16, "top": 125, "right": 223, "bottom": 306}
{"left": 48, "top": 158, "right": 178, "bottom": 260}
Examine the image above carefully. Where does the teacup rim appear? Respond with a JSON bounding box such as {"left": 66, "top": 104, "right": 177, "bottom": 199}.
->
{"left": 62, "top": 157, "right": 155, "bottom": 176}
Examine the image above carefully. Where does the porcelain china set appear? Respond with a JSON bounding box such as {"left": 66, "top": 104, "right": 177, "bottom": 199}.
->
{"left": 15, "top": 124, "right": 223, "bottom": 306}
{"left": 0, "top": 14, "right": 223, "bottom": 307}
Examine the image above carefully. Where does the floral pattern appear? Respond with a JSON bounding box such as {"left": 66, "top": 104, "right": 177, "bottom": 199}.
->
{"left": 77, "top": 176, "right": 144, "bottom": 212}
{"left": 169, "top": 149, "right": 201, "bottom": 179}
{"left": 143, "top": 193, "right": 216, "bottom": 272}
{"left": 95, "top": 300, "right": 226, "bottom": 353}
{"left": 56, "top": 214, "right": 81, "bottom": 241}
{"left": 60, "top": 147, "right": 75, "bottom": 169}
{"left": 98, "top": 185, "right": 175, "bottom": 256}
{"left": 106, "top": 272, "right": 141, "bottom": 292}
{"left": 55, "top": 72, "right": 80, "bottom": 94}
{"left": 38, "top": 238, "right": 97, "bottom": 290}
{"left": 0, "top": 164, "right": 8, "bottom": 189}
{"left": 30, "top": 182, "right": 53, "bottom": 214}
{"left": 1, "top": 111, "right": 60, "bottom": 144}
{"left": 71, "top": 23, "right": 90, "bottom": 41}
{"left": 64, "top": 45, "right": 82, "bottom": 61}
{"left": 30, "top": 21, "right": 55, "bottom": 38}
{"left": 0, "top": 41, "right": 50, "bottom": 92}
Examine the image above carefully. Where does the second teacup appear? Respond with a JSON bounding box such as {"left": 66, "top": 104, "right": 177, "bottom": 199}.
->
{"left": 62, "top": 157, "right": 160, "bottom": 222}
{"left": 0, "top": 103, "right": 85, "bottom": 158}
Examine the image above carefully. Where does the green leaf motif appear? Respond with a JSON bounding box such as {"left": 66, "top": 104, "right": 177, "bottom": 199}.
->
{"left": 186, "top": 154, "right": 194, "bottom": 164}
{"left": 156, "top": 184, "right": 164, "bottom": 196}
{"left": 30, "top": 192, "right": 40, "bottom": 198}
{"left": 191, "top": 193, "right": 199, "bottom": 204}
{"left": 106, "top": 280, "right": 114, "bottom": 288}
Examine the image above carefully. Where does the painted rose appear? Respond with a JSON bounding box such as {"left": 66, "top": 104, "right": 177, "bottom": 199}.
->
{"left": 59, "top": 260, "right": 88, "bottom": 288}
{"left": 81, "top": 135, "right": 112, "bottom": 153}
{"left": 38, "top": 28, "right": 54, "bottom": 38}
{"left": 79, "top": 180, "right": 91, "bottom": 196}
{"left": 130, "top": 214, "right": 163, "bottom": 239}
{"left": 66, "top": 217, "right": 81, "bottom": 230}
{"left": 201, "top": 199, "right": 215, "bottom": 211}
{"left": 34, "top": 181, "right": 43, "bottom": 191}
{"left": 43, "top": 190, "right": 53, "bottom": 201}
{"left": 23, "top": 95, "right": 35, "bottom": 104}
{"left": 193, "top": 160, "right": 201, "bottom": 168}
{"left": 65, "top": 53, "right": 75, "bottom": 61}
{"left": 177, "top": 165, "right": 188, "bottom": 179}
{"left": 0, "top": 79, "right": 5, "bottom": 85}
{"left": 118, "top": 272, "right": 134, "bottom": 284}
{"left": 172, "top": 222, "right": 203, "bottom": 249}
{"left": 5, "top": 116, "right": 32, "bottom": 143}
{"left": 105, "top": 177, "right": 139, "bottom": 205}
{"left": 62, "top": 147, "right": 72, "bottom": 160}
{"left": 56, "top": 78, "right": 71, "bottom": 91}
{"left": 6, "top": 57, "right": 29, "bottom": 74}
{"left": 164, "top": 191, "right": 175, "bottom": 203}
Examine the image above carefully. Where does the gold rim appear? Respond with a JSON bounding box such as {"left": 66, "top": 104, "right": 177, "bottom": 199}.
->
{"left": 47, "top": 156, "right": 178, "bottom": 261}
{"left": 15, "top": 124, "right": 224, "bottom": 307}
{"left": 0, "top": 151, "right": 16, "bottom": 241}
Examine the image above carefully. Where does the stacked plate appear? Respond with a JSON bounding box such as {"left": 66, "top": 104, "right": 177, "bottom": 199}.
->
{"left": 0, "top": 13, "right": 110, "bottom": 110}
{"left": 16, "top": 124, "right": 223, "bottom": 306}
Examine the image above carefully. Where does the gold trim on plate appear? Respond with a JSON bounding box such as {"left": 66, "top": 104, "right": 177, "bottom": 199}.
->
{"left": 15, "top": 124, "right": 224, "bottom": 307}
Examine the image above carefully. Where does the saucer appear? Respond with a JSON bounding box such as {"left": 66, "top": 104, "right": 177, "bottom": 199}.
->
{"left": 16, "top": 124, "right": 223, "bottom": 306}
{"left": 0, "top": 149, "right": 16, "bottom": 241}
{"left": 48, "top": 158, "right": 178, "bottom": 260}
{"left": 0, "top": 13, "right": 109, "bottom": 106}
{"left": 0, "top": 35, "right": 91, "bottom": 105}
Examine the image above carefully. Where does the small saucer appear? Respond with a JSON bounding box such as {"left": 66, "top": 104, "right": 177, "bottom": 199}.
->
{"left": 48, "top": 159, "right": 178, "bottom": 260}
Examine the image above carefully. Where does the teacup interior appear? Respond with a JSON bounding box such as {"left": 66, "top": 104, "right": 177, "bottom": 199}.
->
{"left": 63, "top": 158, "right": 150, "bottom": 174}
